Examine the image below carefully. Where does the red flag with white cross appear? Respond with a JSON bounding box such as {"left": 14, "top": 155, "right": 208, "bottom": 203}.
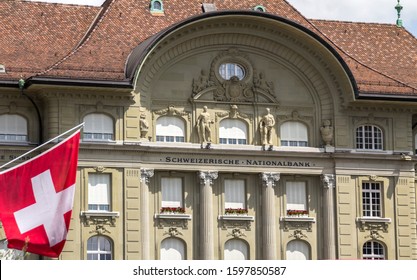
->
{"left": 0, "top": 130, "right": 80, "bottom": 258}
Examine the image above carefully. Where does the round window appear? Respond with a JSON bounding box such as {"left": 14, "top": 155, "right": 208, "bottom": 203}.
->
{"left": 219, "top": 63, "right": 245, "bottom": 80}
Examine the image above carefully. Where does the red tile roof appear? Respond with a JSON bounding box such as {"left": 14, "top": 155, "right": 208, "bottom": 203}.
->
{"left": 0, "top": 0, "right": 416, "bottom": 98}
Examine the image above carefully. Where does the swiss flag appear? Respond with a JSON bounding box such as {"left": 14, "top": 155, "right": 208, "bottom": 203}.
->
{"left": 0, "top": 130, "right": 80, "bottom": 258}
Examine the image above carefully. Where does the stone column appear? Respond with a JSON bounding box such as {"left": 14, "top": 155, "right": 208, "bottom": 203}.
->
{"left": 140, "top": 168, "right": 154, "bottom": 259}
{"left": 321, "top": 174, "right": 336, "bottom": 260}
{"left": 199, "top": 171, "right": 218, "bottom": 260}
{"left": 260, "top": 172, "right": 280, "bottom": 260}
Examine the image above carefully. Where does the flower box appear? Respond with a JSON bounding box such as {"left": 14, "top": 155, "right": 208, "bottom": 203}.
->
{"left": 224, "top": 208, "right": 248, "bottom": 215}
{"left": 160, "top": 207, "right": 185, "bottom": 214}
{"left": 286, "top": 209, "right": 309, "bottom": 217}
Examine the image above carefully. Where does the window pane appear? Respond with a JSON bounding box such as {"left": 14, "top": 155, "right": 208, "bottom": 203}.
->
{"left": 286, "top": 181, "right": 307, "bottom": 211}
{"left": 156, "top": 116, "right": 185, "bottom": 142}
{"left": 363, "top": 241, "right": 385, "bottom": 260}
{"left": 83, "top": 113, "right": 114, "bottom": 141}
{"left": 224, "top": 239, "right": 248, "bottom": 260}
{"left": 219, "top": 119, "right": 247, "bottom": 145}
{"left": 280, "top": 121, "right": 308, "bottom": 146}
{"left": 286, "top": 240, "right": 310, "bottom": 260}
{"left": 87, "top": 236, "right": 112, "bottom": 260}
{"left": 356, "top": 125, "right": 383, "bottom": 150}
{"left": 160, "top": 238, "right": 185, "bottom": 260}
{"left": 362, "top": 182, "right": 381, "bottom": 217}
{"left": 88, "top": 173, "right": 111, "bottom": 211}
{"left": 0, "top": 114, "right": 28, "bottom": 142}
{"left": 219, "top": 63, "right": 245, "bottom": 80}
{"left": 224, "top": 179, "right": 245, "bottom": 209}
{"left": 161, "top": 178, "right": 183, "bottom": 208}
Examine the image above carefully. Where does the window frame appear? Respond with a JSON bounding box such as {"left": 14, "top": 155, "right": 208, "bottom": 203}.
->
{"left": 285, "top": 181, "right": 308, "bottom": 216}
{"left": 83, "top": 113, "right": 114, "bottom": 142}
{"left": 160, "top": 237, "right": 185, "bottom": 260}
{"left": 286, "top": 240, "right": 311, "bottom": 260}
{"left": 219, "top": 118, "right": 248, "bottom": 145}
{"left": 280, "top": 121, "right": 308, "bottom": 147}
{"left": 155, "top": 116, "right": 186, "bottom": 143}
{"left": 160, "top": 177, "right": 184, "bottom": 212}
{"left": 362, "top": 240, "right": 385, "bottom": 260}
{"left": 0, "top": 114, "right": 28, "bottom": 143}
{"left": 361, "top": 181, "right": 382, "bottom": 218}
{"left": 224, "top": 179, "right": 247, "bottom": 213}
{"left": 356, "top": 124, "right": 383, "bottom": 151}
{"left": 224, "top": 239, "right": 249, "bottom": 260}
{"left": 87, "top": 173, "right": 112, "bottom": 212}
{"left": 86, "top": 235, "right": 113, "bottom": 260}
{"left": 150, "top": 0, "right": 164, "bottom": 12}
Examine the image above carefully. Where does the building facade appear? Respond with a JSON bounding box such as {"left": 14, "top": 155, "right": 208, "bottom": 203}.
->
{"left": 0, "top": 0, "right": 417, "bottom": 260}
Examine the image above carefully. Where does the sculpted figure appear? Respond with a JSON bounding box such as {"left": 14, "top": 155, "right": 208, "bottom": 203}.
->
{"left": 139, "top": 113, "right": 149, "bottom": 139}
{"left": 259, "top": 108, "right": 275, "bottom": 150}
{"left": 193, "top": 70, "right": 213, "bottom": 94}
{"left": 196, "top": 106, "right": 213, "bottom": 148}
{"left": 320, "top": 120, "right": 333, "bottom": 146}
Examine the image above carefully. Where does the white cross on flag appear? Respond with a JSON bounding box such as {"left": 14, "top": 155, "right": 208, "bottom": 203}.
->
{"left": 0, "top": 131, "right": 80, "bottom": 258}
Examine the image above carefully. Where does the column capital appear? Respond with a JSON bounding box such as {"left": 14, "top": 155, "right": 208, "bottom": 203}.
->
{"left": 199, "top": 171, "right": 218, "bottom": 185}
{"left": 321, "top": 174, "right": 335, "bottom": 189}
{"left": 260, "top": 172, "right": 280, "bottom": 187}
{"left": 140, "top": 168, "right": 154, "bottom": 183}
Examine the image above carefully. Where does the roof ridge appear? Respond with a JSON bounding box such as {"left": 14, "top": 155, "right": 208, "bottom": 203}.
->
{"left": 308, "top": 20, "right": 417, "bottom": 92}
{"left": 32, "top": 0, "right": 114, "bottom": 79}
{"left": 310, "top": 18, "right": 397, "bottom": 27}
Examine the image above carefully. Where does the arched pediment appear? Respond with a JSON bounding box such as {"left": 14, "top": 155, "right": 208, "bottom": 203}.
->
{"left": 128, "top": 11, "right": 358, "bottom": 117}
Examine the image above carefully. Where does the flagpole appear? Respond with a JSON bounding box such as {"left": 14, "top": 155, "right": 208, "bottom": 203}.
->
{"left": 0, "top": 122, "right": 84, "bottom": 170}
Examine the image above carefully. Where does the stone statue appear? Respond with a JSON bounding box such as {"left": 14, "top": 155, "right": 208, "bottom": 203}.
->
{"left": 254, "top": 71, "right": 274, "bottom": 95}
{"left": 139, "top": 113, "right": 149, "bottom": 139}
{"left": 196, "top": 106, "right": 213, "bottom": 148}
{"left": 320, "top": 119, "right": 333, "bottom": 147}
{"left": 259, "top": 108, "right": 275, "bottom": 150}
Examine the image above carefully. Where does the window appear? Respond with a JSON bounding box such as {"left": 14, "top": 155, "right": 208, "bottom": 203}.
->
{"left": 0, "top": 114, "right": 27, "bottom": 142}
{"left": 87, "top": 236, "right": 112, "bottom": 260}
{"left": 219, "top": 63, "right": 245, "bottom": 80}
{"left": 356, "top": 125, "right": 383, "bottom": 150}
{"left": 83, "top": 113, "right": 114, "bottom": 141}
{"left": 150, "top": 0, "right": 163, "bottom": 12}
{"left": 219, "top": 119, "right": 247, "bottom": 145}
{"left": 280, "top": 121, "right": 308, "bottom": 147}
{"left": 88, "top": 173, "right": 111, "bottom": 212}
{"left": 363, "top": 241, "right": 385, "bottom": 260}
{"left": 160, "top": 238, "right": 185, "bottom": 260}
{"left": 224, "top": 179, "right": 246, "bottom": 213}
{"left": 156, "top": 116, "right": 185, "bottom": 142}
{"left": 286, "top": 240, "right": 310, "bottom": 260}
{"left": 362, "top": 182, "right": 381, "bottom": 217}
{"left": 161, "top": 178, "right": 183, "bottom": 210}
{"left": 253, "top": 5, "right": 266, "bottom": 12}
{"left": 224, "top": 239, "right": 248, "bottom": 260}
{"left": 286, "top": 181, "right": 307, "bottom": 216}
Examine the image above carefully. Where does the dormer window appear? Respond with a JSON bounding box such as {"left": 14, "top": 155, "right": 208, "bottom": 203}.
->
{"left": 150, "top": 0, "right": 164, "bottom": 14}
{"left": 253, "top": 5, "right": 266, "bottom": 12}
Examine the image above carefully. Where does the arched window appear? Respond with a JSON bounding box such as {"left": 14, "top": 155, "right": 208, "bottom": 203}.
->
{"left": 356, "top": 125, "right": 383, "bottom": 150}
{"left": 286, "top": 240, "right": 310, "bottom": 260}
{"left": 87, "top": 236, "right": 112, "bottom": 260}
{"left": 219, "top": 119, "right": 247, "bottom": 144}
{"left": 0, "top": 114, "right": 27, "bottom": 142}
{"left": 160, "top": 238, "right": 185, "bottom": 260}
{"left": 224, "top": 239, "right": 248, "bottom": 260}
{"left": 156, "top": 116, "right": 185, "bottom": 142}
{"left": 150, "top": 0, "right": 163, "bottom": 12}
{"left": 363, "top": 241, "right": 385, "bottom": 260}
{"left": 280, "top": 121, "right": 308, "bottom": 147}
{"left": 83, "top": 113, "right": 114, "bottom": 141}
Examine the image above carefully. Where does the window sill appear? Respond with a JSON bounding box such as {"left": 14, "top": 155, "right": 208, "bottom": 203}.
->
{"left": 356, "top": 217, "right": 391, "bottom": 224}
{"left": 155, "top": 213, "right": 191, "bottom": 220}
{"left": 81, "top": 211, "right": 120, "bottom": 218}
{"left": 280, "top": 216, "right": 316, "bottom": 223}
{"left": 218, "top": 215, "right": 254, "bottom": 221}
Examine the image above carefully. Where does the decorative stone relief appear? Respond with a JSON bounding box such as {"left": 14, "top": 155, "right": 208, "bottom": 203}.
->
{"left": 321, "top": 174, "right": 335, "bottom": 189}
{"left": 163, "top": 227, "right": 183, "bottom": 237}
{"left": 320, "top": 120, "right": 333, "bottom": 147}
{"left": 199, "top": 171, "right": 218, "bottom": 185}
{"left": 226, "top": 228, "right": 247, "bottom": 238}
{"left": 260, "top": 172, "right": 280, "bottom": 187}
{"left": 191, "top": 48, "right": 278, "bottom": 104}
{"left": 94, "top": 166, "right": 106, "bottom": 173}
{"left": 153, "top": 104, "right": 189, "bottom": 118}
{"left": 289, "top": 229, "right": 308, "bottom": 240}
{"left": 156, "top": 217, "right": 190, "bottom": 229}
{"left": 215, "top": 104, "right": 250, "bottom": 120}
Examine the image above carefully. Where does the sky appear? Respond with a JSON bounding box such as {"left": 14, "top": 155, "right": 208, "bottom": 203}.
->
{"left": 28, "top": 0, "right": 417, "bottom": 37}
